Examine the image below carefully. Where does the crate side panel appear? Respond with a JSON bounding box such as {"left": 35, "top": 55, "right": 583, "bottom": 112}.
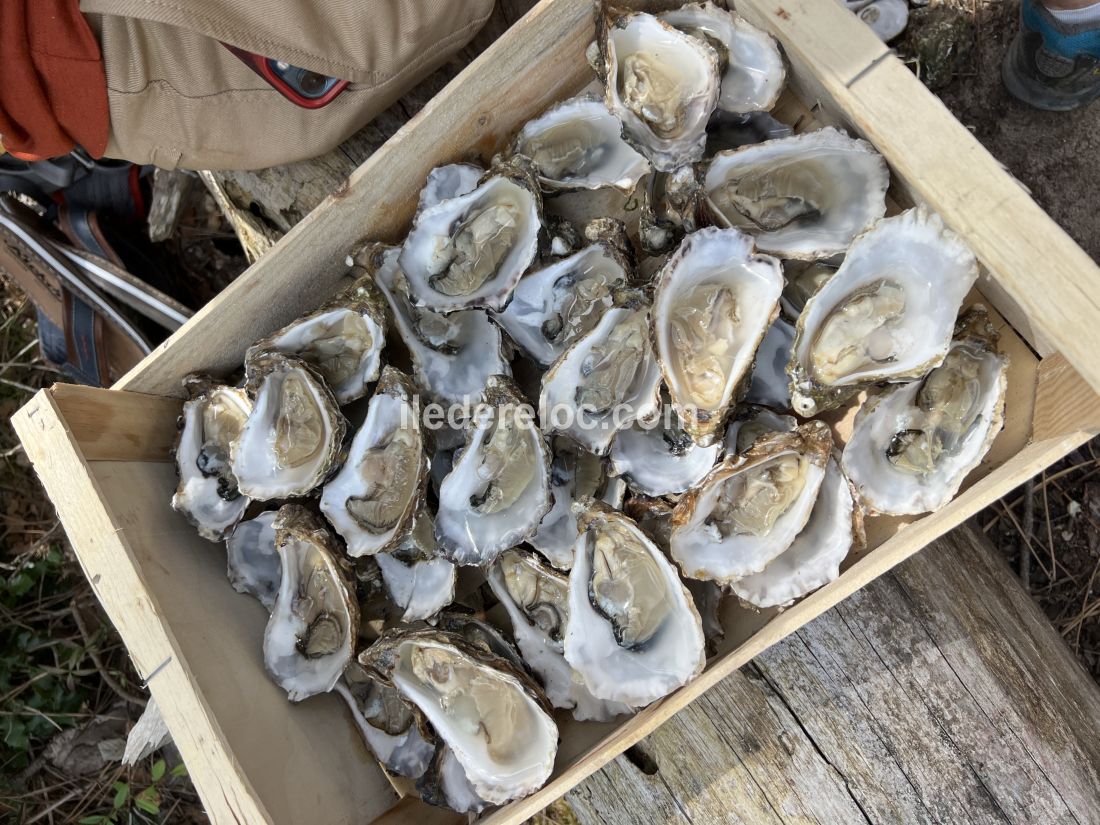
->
{"left": 87, "top": 459, "right": 400, "bottom": 825}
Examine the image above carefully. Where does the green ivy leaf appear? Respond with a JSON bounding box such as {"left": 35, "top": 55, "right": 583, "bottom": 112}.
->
{"left": 170, "top": 763, "right": 189, "bottom": 778}
{"left": 150, "top": 759, "right": 166, "bottom": 782}
{"left": 112, "top": 781, "right": 130, "bottom": 810}
{"left": 134, "top": 789, "right": 160, "bottom": 816}
{"left": 79, "top": 816, "right": 106, "bottom": 824}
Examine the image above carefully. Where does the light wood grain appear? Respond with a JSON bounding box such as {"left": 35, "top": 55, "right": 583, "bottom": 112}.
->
{"left": 47, "top": 384, "right": 181, "bottom": 462}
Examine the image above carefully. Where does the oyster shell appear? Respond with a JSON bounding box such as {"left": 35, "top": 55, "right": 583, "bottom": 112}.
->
{"left": 494, "top": 240, "right": 629, "bottom": 366}
{"left": 245, "top": 275, "right": 387, "bottom": 404}
{"left": 639, "top": 164, "right": 705, "bottom": 256}
{"left": 360, "top": 628, "right": 559, "bottom": 806}
{"left": 264, "top": 505, "right": 358, "bottom": 701}
{"left": 417, "top": 745, "right": 490, "bottom": 814}
{"left": 321, "top": 367, "right": 428, "bottom": 557}
{"left": 661, "top": 2, "right": 785, "bottom": 114}
{"left": 225, "top": 511, "right": 279, "bottom": 609}
{"left": 513, "top": 95, "right": 650, "bottom": 192}
{"left": 745, "top": 315, "right": 795, "bottom": 410}
{"left": 399, "top": 163, "right": 542, "bottom": 313}
{"left": 704, "top": 127, "right": 889, "bottom": 259}
{"left": 171, "top": 376, "right": 252, "bottom": 541}
{"left": 530, "top": 436, "right": 626, "bottom": 569}
{"left": 730, "top": 456, "right": 857, "bottom": 607}
{"left": 336, "top": 661, "right": 436, "bottom": 779}
{"left": 375, "top": 511, "right": 456, "bottom": 623}
{"left": 723, "top": 405, "right": 797, "bottom": 454}
{"left": 417, "top": 162, "right": 483, "bottom": 212}
{"left": 652, "top": 227, "right": 783, "bottom": 444}
{"left": 608, "top": 404, "right": 722, "bottom": 497}
{"left": 366, "top": 244, "right": 509, "bottom": 406}
{"left": 539, "top": 293, "right": 662, "bottom": 456}
{"left": 671, "top": 421, "right": 833, "bottom": 584}
{"left": 436, "top": 376, "right": 552, "bottom": 565}
{"left": 564, "top": 502, "right": 705, "bottom": 707}
{"left": 841, "top": 308, "right": 1007, "bottom": 515}
{"left": 596, "top": 9, "right": 721, "bottom": 171}
{"left": 787, "top": 207, "right": 979, "bottom": 415}
{"left": 488, "top": 548, "right": 633, "bottom": 721}
{"left": 232, "top": 353, "right": 346, "bottom": 500}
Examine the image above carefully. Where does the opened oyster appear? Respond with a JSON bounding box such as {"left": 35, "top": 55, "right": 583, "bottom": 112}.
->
{"left": 652, "top": 227, "right": 783, "bottom": 444}
{"left": 724, "top": 405, "right": 797, "bottom": 454}
{"left": 661, "top": 2, "right": 785, "bottom": 114}
{"left": 375, "top": 512, "right": 456, "bottom": 623}
{"left": 609, "top": 404, "right": 722, "bottom": 496}
{"left": 399, "top": 162, "right": 542, "bottom": 313}
{"left": 540, "top": 293, "right": 662, "bottom": 455}
{"left": 704, "top": 127, "right": 889, "bottom": 259}
{"left": 360, "top": 628, "right": 559, "bottom": 806}
{"left": 671, "top": 421, "right": 833, "bottom": 584}
{"left": 245, "top": 275, "right": 387, "bottom": 404}
{"left": 564, "top": 502, "right": 705, "bottom": 706}
{"left": 171, "top": 376, "right": 251, "bottom": 541}
{"left": 640, "top": 164, "right": 705, "bottom": 255}
{"left": 436, "top": 376, "right": 552, "bottom": 565}
{"left": 336, "top": 661, "right": 436, "bottom": 779}
{"left": 264, "top": 506, "right": 358, "bottom": 701}
{"left": 232, "top": 353, "right": 346, "bottom": 500}
{"left": 788, "top": 207, "right": 979, "bottom": 415}
{"left": 494, "top": 240, "right": 629, "bottom": 366}
{"left": 513, "top": 95, "right": 650, "bottom": 192}
{"left": 842, "top": 308, "right": 1007, "bottom": 515}
{"left": 417, "top": 162, "right": 483, "bottom": 211}
{"left": 745, "top": 316, "right": 795, "bottom": 410}
{"left": 489, "top": 548, "right": 632, "bottom": 721}
{"left": 597, "top": 9, "right": 721, "bottom": 171}
{"left": 321, "top": 368, "right": 428, "bottom": 557}
{"left": 226, "top": 511, "right": 279, "bottom": 609}
{"left": 417, "top": 745, "right": 490, "bottom": 814}
{"left": 730, "top": 457, "right": 858, "bottom": 607}
{"left": 530, "top": 436, "right": 626, "bottom": 569}
{"left": 367, "top": 245, "right": 509, "bottom": 406}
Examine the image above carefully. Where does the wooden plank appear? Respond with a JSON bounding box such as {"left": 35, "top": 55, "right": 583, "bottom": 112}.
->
{"left": 736, "top": 0, "right": 1100, "bottom": 370}
{"left": 564, "top": 525, "right": 1100, "bottom": 823}
{"left": 47, "top": 384, "right": 180, "bottom": 462}
{"left": 11, "top": 392, "right": 401, "bottom": 825}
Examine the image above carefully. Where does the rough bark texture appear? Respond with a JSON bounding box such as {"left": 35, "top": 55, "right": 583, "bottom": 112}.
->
{"left": 563, "top": 524, "right": 1100, "bottom": 824}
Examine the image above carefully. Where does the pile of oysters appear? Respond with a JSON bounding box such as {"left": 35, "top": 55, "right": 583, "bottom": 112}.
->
{"left": 170, "top": 2, "right": 1008, "bottom": 813}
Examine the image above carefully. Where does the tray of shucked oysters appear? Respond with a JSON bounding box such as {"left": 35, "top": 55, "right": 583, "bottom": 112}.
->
{"left": 170, "top": 1, "right": 1008, "bottom": 813}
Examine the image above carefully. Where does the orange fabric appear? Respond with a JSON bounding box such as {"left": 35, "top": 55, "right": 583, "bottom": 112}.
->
{"left": 0, "top": 0, "right": 110, "bottom": 160}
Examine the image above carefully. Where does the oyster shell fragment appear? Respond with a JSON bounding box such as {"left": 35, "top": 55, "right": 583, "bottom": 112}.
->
{"left": 232, "top": 353, "right": 346, "bottom": 500}
{"left": 705, "top": 127, "right": 889, "bottom": 259}
{"left": 225, "top": 511, "right": 279, "bottom": 609}
{"left": 360, "top": 628, "right": 559, "bottom": 806}
{"left": 264, "top": 506, "right": 358, "bottom": 701}
{"left": 788, "top": 207, "right": 979, "bottom": 415}
{"left": 513, "top": 95, "right": 650, "bottom": 192}
{"left": 375, "top": 512, "right": 456, "bottom": 623}
{"left": 841, "top": 308, "right": 1007, "bottom": 515}
{"left": 653, "top": 227, "right": 783, "bottom": 443}
{"left": 597, "top": 9, "right": 721, "bottom": 171}
{"left": 671, "top": 421, "right": 833, "bottom": 584}
{"left": 171, "top": 376, "right": 252, "bottom": 541}
{"left": 321, "top": 367, "right": 428, "bottom": 557}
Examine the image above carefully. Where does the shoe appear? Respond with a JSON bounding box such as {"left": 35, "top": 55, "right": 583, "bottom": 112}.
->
{"left": 1002, "top": 0, "right": 1100, "bottom": 111}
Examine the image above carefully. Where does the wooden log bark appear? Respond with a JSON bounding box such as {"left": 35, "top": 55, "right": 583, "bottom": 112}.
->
{"left": 561, "top": 523, "right": 1100, "bottom": 824}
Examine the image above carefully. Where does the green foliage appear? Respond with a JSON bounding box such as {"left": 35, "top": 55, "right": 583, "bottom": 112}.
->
{"left": 75, "top": 758, "right": 185, "bottom": 823}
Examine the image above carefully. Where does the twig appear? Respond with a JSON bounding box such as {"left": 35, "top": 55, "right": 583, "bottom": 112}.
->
{"left": 70, "top": 601, "right": 146, "bottom": 708}
{"left": 1020, "top": 477, "right": 1035, "bottom": 591}
{"left": 1042, "top": 470, "right": 1056, "bottom": 585}
{"left": 23, "top": 789, "right": 78, "bottom": 824}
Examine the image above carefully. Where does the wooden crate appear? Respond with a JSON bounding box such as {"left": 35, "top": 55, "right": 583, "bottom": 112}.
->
{"left": 13, "top": 0, "right": 1100, "bottom": 822}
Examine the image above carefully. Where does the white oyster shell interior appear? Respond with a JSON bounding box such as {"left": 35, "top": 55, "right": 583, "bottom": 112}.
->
{"left": 225, "top": 511, "right": 279, "bottom": 608}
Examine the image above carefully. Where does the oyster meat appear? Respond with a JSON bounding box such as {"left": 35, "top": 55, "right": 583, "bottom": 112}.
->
{"left": 436, "top": 376, "right": 552, "bottom": 565}
{"left": 246, "top": 275, "right": 387, "bottom": 404}
{"left": 264, "top": 506, "right": 358, "bottom": 701}
{"left": 225, "top": 511, "right": 279, "bottom": 609}
{"left": 232, "top": 353, "right": 347, "bottom": 499}
{"left": 671, "top": 421, "right": 833, "bottom": 584}
{"left": 652, "top": 227, "right": 783, "bottom": 443}
{"left": 597, "top": 9, "right": 721, "bottom": 171}
{"left": 705, "top": 127, "right": 889, "bottom": 259}
{"left": 841, "top": 308, "right": 1007, "bottom": 515}
{"left": 661, "top": 2, "right": 785, "bottom": 114}
{"left": 564, "top": 502, "right": 705, "bottom": 706}
{"left": 321, "top": 367, "right": 428, "bottom": 556}
{"left": 360, "top": 628, "right": 559, "bottom": 806}
{"left": 171, "top": 376, "right": 252, "bottom": 541}
{"left": 788, "top": 207, "right": 979, "bottom": 415}
{"left": 513, "top": 95, "right": 650, "bottom": 192}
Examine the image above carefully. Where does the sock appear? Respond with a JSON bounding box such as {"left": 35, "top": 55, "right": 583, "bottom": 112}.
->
{"left": 1047, "top": 1, "right": 1100, "bottom": 25}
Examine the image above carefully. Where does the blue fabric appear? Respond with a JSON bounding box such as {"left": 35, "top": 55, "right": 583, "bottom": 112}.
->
{"left": 1022, "top": 0, "right": 1100, "bottom": 60}
{"left": 66, "top": 293, "right": 102, "bottom": 386}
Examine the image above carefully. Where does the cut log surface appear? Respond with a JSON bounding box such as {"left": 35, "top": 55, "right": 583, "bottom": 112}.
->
{"left": 215, "top": 3, "right": 1100, "bottom": 822}
{"left": 562, "top": 525, "right": 1100, "bottom": 825}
